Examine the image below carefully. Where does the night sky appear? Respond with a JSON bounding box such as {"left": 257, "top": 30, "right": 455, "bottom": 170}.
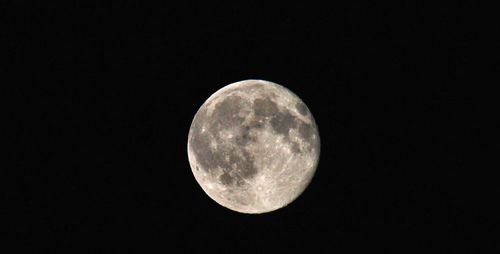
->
{"left": 5, "top": 1, "right": 495, "bottom": 252}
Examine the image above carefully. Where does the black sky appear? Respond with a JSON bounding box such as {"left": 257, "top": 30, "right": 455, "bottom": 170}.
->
{"left": 4, "top": 1, "right": 496, "bottom": 252}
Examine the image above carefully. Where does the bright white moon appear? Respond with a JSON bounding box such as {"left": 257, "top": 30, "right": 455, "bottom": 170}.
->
{"left": 187, "top": 80, "right": 320, "bottom": 214}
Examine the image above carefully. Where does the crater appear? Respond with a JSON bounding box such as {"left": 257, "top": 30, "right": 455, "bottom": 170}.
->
{"left": 295, "top": 101, "right": 309, "bottom": 116}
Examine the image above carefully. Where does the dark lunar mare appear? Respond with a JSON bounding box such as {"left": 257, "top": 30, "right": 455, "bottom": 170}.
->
{"left": 189, "top": 95, "right": 258, "bottom": 186}
{"left": 252, "top": 96, "right": 316, "bottom": 153}
{"left": 190, "top": 91, "right": 317, "bottom": 187}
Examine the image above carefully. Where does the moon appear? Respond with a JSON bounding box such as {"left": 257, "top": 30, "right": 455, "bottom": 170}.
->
{"left": 187, "top": 80, "right": 320, "bottom": 214}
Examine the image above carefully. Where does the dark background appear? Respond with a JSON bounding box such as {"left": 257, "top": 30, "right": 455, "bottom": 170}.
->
{"left": 4, "top": 1, "right": 496, "bottom": 252}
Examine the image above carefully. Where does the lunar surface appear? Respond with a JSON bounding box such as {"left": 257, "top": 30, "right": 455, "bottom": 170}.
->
{"left": 187, "top": 80, "right": 320, "bottom": 214}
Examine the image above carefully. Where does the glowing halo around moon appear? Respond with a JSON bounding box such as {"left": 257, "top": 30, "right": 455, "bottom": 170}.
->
{"left": 187, "top": 79, "right": 320, "bottom": 214}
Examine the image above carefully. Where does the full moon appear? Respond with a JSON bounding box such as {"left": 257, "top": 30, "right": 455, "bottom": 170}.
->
{"left": 187, "top": 80, "right": 320, "bottom": 214}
